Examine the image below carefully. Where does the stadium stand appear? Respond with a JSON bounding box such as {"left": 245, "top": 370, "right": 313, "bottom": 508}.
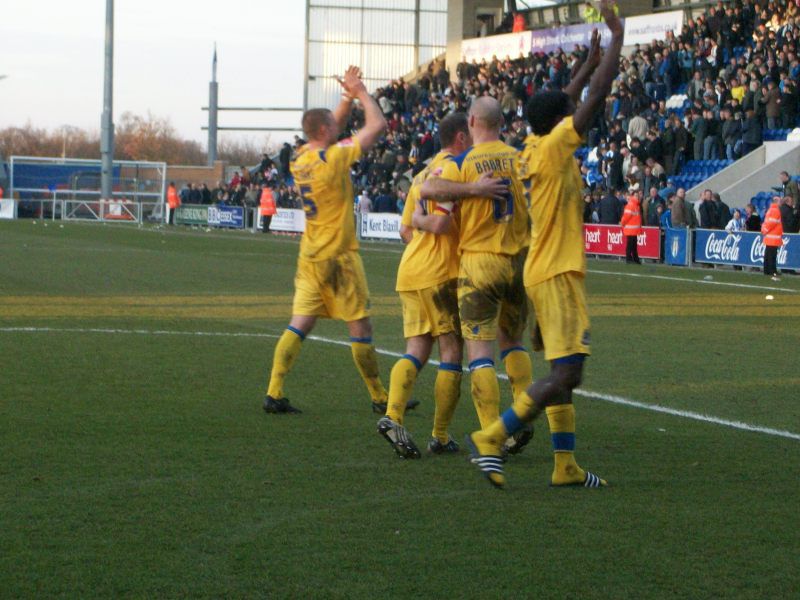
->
{"left": 321, "top": 0, "right": 800, "bottom": 223}
{"left": 196, "top": 0, "right": 800, "bottom": 228}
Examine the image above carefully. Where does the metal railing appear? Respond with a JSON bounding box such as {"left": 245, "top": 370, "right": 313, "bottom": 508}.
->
{"left": 11, "top": 188, "right": 163, "bottom": 224}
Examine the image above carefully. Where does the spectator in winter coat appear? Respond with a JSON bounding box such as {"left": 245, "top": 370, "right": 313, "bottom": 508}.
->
{"left": 690, "top": 111, "right": 707, "bottom": 160}
{"left": 721, "top": 109, "right": 741, "bottom": 160}
{"left": 279, "top": 144, "right": 292, "bottom": 179}
{"left": 713, "top": 193, "right": 731, "bottom": 229}
{"left": 200, "top": 183, "right": 212, "bottom": 204}
{"left": 699, "top": 189, "right": 717, "bottom": 228}
{"left": 189, "top": 184, "right": 202, "bottom": 204}
{"left": 645, "top": 187, "right": 664, "bottom": 226}
{"left": 744, "top": 203, "right": 762, "bottom": 231}
{"left": 780, "top": 196, "right": 798, "bottom": 233}
{"left": 358, "top": 190, "right": 372, "bottom": 214}
{"left": 671, "top": 187, "right": 688, "bottom": 227}
{"left": 598, "top": 190, "right": 623, "bottom": 224}
{"left": 741, "top": 109, "right": 762, "bottom": 155}
{"left": 778, "top": 171, "right": 800, "bottom": 206}
{"left": 762, "top": 80, "right": 781, "bottom": 129}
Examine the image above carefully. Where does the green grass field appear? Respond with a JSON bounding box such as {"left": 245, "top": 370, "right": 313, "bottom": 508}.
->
{"left": 1, "top": 220, "right": 798, "bottom": 598}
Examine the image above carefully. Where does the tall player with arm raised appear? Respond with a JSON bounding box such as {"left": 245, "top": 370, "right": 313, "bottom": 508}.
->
{"left": 466, "top": 0, "right": 624, "bottom": 488}
{"left": 263, "top": 66, "right": 400, "bottom": 415}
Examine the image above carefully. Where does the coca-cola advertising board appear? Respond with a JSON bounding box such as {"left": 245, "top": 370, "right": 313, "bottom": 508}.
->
{"left": 584, "top": 225, "right": 661, "bottom": 260}
{"left": 694, "top": 229, "right": 800, "bottom": 269}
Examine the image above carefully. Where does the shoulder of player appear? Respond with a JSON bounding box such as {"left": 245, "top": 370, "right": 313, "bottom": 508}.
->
{"left": 334, "top": 137, "right": 357, "bottom": 148}
{"left": 552, "top": 116, "right": 581, "bottom": 140}
{"left": 320, "top": 137, "right": 359, "bottom": 160}
{"left": 430, "top": 150, "right": 452, "bottom": 167}
{"left": 445, "top": 147, "right": 473, "bottom": 170}
{"left": 521, "top": 133, "right": 540, "bottom": 152}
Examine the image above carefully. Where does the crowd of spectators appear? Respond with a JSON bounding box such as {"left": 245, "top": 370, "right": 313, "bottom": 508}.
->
{"left": 188, "top": 1, "right": 800, "bottom": 226}
{"left": 177, "top": 148, "right": 302, "bottom": 212}
{"left": 335, "top": 0, "right": 800, "bottom": 222}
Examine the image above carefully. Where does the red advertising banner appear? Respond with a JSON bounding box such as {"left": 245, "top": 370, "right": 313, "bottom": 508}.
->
{"left": 583, "top": 225, "right": 661, "bottom": 260}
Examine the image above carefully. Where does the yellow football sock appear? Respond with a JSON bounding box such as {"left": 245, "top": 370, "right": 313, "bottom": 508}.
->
{"left": 432, "top": 363, "right": 462, "bottom": 443}
{"left": 469, "top": 359, "right": 500, "bottom": 429}
{"left": 546, "top": 404, "right": 585, "bottom": 485}
{"left": 501, "top": 347, "right": 532, "bottom": 403}
{"left": 266, "top": 326, "right": 304, "bottom": 399}
{"left": 351, "top": 339, "right": 388, "bottom": 403}
{"left": 386, "top": 355, "right": 421, "bottom": 424}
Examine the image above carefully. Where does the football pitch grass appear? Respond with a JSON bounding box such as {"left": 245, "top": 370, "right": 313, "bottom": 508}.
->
{"left": 1, "top": 220, "right": 798, "bottom": 598}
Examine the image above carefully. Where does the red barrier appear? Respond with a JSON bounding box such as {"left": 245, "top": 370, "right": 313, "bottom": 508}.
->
{"left": 584, "top": 224, "right": 661, "bottom": 260}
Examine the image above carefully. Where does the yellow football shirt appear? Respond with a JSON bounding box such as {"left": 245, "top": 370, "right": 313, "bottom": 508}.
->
{"left": 522, "top": 116, "right": 585, "bottom": 287}
{"left": 396, "top": 152, "right": 459, "bottom": 292}
{"left": 401, "top": 184, "right": 415, "bottom": 228}
{"left": 290, "top": 137, "right": 362, "bottom": 262}
{"left": 438, "top": 140, "right": 527, "bottom": 256}
{"left": 519, "top": 133, "right": 536, "bottom": 191}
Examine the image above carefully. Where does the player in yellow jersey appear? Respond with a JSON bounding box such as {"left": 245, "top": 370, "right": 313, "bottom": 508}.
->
{"left": 467, "top": 0, "right": 623, "bottom": 488}
{"left": 376, "top": 112, "right": 509, "bottom": 458}
{"left": 263, "top": 66, "right": 397, "bottom": 415}
{"left": 419, "top": 97, "right": 534, "bottom": 453}
{"left": 399, "top": 184, "right": 415, "bottom": 244}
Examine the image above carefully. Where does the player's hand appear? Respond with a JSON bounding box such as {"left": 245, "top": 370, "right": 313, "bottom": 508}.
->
{"left": 336, "top": 65, "right": 367, "bottom": 97}
{"left": 471, "top": 173, "right": 509, "bottom": 201}
{"left": 587, "top": 28, "right": 602, "bottom": 68}
{"left": 599, "top": 0, "right": 623, "bottom": 36}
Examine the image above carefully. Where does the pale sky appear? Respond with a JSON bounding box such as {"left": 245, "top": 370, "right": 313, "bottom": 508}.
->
{"left": 0, "top": 0, "right": 306, "bottom": 147}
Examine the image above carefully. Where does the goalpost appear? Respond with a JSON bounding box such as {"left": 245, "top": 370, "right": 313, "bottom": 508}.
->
{"left": 7, "top": 156, "right": 167, "bottom": 223}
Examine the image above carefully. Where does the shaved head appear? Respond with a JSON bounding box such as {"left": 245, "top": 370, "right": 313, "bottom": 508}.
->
{"left": 302, "top": 108, "right": 335, "bottom": 141}
{"left": 469, "top": 97, "right": 504, "bottom": 130}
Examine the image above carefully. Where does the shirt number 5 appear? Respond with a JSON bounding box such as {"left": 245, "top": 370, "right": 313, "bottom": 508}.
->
{"left": 299, "top": 184, "right": 317, "bottom": 219}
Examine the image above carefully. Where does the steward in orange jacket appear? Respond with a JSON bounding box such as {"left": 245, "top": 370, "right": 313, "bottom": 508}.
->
{"left": 512, "top": 12, "right": 526, "bottom": 32}
{"left": 166, "top": 182, "right": 180, "bottom": 225}
{"left": 260, "top": 185, "right": 277, "bottom": 233}
{"left": 620, "top": 194, "right": 642, "bottom": 264}
{"left": 761, "top": 198, "right": 784, "bottom": 278}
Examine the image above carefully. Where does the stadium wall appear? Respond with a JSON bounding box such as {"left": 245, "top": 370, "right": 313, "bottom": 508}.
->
{"left": 688, "top": 142, "right": 800, "bottom": 208}
{"left": 166, "top": 161, "right": 226, "bottom": 187}
{"left": 446, "top": 0, "right": 504, "bottom": 76}
{"left": 304, "top": 0, "right": 447, "bottom": 111}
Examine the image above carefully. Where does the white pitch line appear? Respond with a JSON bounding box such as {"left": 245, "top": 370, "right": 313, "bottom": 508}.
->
{"left": 588, "top": 269, "right": 800, "bottom": 294}
{"left": 2, "top": 325, "right": 799, "bottom": 442}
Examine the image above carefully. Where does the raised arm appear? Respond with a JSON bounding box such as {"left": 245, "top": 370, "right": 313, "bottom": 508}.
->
{"left": 564, "top": 29, "right": 601, "bottom": 104}
{"left": 338, "top": 66, "right": 387, "bottom": 152}
{"left": 572, "top": 0, "right": 624, "bottom": 136}
{"left": 332, "top": 97, "right": 354, "bottom": 136}
{"left": 419, "top": 172, "right": 509, "bottom": 202}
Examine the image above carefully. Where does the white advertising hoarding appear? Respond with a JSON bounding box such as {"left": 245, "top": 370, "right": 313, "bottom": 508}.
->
{"left": 461, "top": 31, "right": 532, "bottom": 63}
{"left": 0, "top": 199, "right": 14, "bottom": 219}
{"left": 259, "top": 208, "right": 306, "bottom": 233}
{"left": 359, "top": 213, "right": 402, "bottom": 240}
{"left": 623, "top": 11, "right": 683, "bottom": 46}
